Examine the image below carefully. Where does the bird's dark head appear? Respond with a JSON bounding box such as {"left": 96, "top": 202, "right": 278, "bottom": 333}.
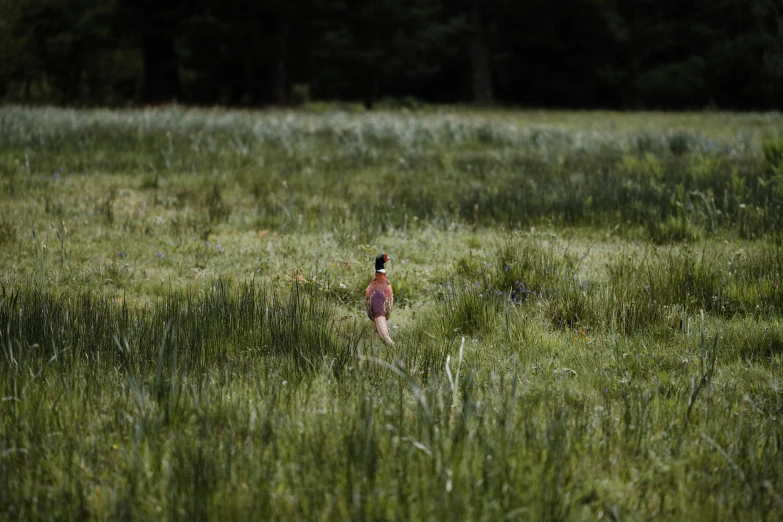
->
{"left": 375, "top": 253, "right": 389, "bottom": 272}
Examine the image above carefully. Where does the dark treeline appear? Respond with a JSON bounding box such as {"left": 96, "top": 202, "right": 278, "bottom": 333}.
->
{"left": 1, "top": 0, "right": 781, "bottom": 110}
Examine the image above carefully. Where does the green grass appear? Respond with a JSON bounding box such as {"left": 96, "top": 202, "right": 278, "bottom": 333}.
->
{"left": 1, "top": 106, "right": 783, "bottom": 520}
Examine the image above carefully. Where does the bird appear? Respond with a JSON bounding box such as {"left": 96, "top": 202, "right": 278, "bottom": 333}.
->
{"left": 365, "top": 253, "right": 395, "bottom": 345}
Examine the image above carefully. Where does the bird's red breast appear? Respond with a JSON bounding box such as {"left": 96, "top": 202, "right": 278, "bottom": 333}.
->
{"left": 365, "top": 272, "right": 394, "bottom": 344}
{"left": 365, "top": 273, "right": 393, "bottom": 320}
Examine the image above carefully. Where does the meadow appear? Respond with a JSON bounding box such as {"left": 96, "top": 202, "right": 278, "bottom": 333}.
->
{"left": 1, "top": 105, "right": 783, "bottom": 521}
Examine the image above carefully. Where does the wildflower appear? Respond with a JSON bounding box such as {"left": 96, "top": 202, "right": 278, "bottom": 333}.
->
{"left": 53, "top": 172, "right": 60, "bottom": 181}
{"left": 573, "top": 328, "right": 591, "bottom": 342}
{"left": 216, "top": 244, "right": 223, "bottom": 254}
{"left": 504, "top": 265, "right": 509, "bottom": 271}
{"left": 156, "top": 252, "right": 164, "bottom": 259}
{"left": 117, "top": 251, "right": 125, "bottom": 258}
{"left": 402, "top": 259, "right": 409, "bottom": 264}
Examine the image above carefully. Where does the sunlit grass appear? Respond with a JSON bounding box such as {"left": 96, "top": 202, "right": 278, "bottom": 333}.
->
{"left": 1, "top": 106, "right": 782, "bottom": 520}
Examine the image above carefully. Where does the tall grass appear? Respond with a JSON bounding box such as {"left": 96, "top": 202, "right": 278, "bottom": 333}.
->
{"left": 0, "top": 280, "right": 351, "bottom": 382}
{"left": 1, "top": 107, "right": 782, "bottom": 520}
{"left": 2, "top": 107, "right": 782, "bottom": 237}
{"left": 3, "top": 279, "right": 781, "bottom": 519}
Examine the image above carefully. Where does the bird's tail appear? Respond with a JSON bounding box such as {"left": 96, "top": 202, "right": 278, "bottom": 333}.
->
{"left": 374, "top": 316, "right": 395, "bottom": 345}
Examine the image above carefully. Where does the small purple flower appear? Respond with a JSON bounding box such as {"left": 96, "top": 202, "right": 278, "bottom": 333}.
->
{"left": 604, "top": 388, "right": 608, "bottom": 394}
{"left": 402, "top": 259, "right": 409, "bottom": 264}
{"left": 156, "top": 252, "right": 164, "bottom": 259}
{"left": 117, "top": 251, "right": 125, "bottom": 258}
{"left": 504, "top": 265, "right": 509, "bottom": 271}
{"left": 205, "top": 242, "right": 211, "bottom": 247}
{"left": 53, "top": 173, "right": 60, "bottom": 181}
{"left": 216, "top": 244, "right": 223, "bottom": 254}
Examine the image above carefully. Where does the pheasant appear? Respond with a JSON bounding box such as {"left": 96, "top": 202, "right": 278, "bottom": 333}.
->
{"left": 365, "top": 253, "right": 395, "bottom": 345}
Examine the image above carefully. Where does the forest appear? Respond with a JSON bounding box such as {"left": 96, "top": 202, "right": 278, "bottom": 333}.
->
{"left": 1, "top": 0, "right": 782, "bottom": 110}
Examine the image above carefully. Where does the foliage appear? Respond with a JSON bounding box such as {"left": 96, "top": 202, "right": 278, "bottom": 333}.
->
{"left": 0, "top": 0, "right": 781, "bottom": 108}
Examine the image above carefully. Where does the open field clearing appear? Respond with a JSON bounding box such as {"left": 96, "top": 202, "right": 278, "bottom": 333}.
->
{"left": 1, "top": 106, "right": 783, "bottom": 520}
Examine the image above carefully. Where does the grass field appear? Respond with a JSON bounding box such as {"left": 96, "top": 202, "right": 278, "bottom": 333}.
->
{"left": 1, "top": 105, "right": 783, "bottom": 520}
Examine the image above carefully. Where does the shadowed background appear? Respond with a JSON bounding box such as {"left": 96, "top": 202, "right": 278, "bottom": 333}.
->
{"left": 1, "top": 0, "right": 781, "bottom": 109}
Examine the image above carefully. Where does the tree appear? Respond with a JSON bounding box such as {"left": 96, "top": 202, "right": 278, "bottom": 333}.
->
{"left": 469, "top": 0, "right": 493, "bottom": 105}
{"left": 0, "top": 0, "right": 779, "bottom": 109}
{"left": 314, "top": 0, "right": 446, "bottom": 108}
{"left": 751, "top": 0, "right": 783, "bottom": 107}
{"left": 117, "top": 0, "right": 185, "bottom": 103}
